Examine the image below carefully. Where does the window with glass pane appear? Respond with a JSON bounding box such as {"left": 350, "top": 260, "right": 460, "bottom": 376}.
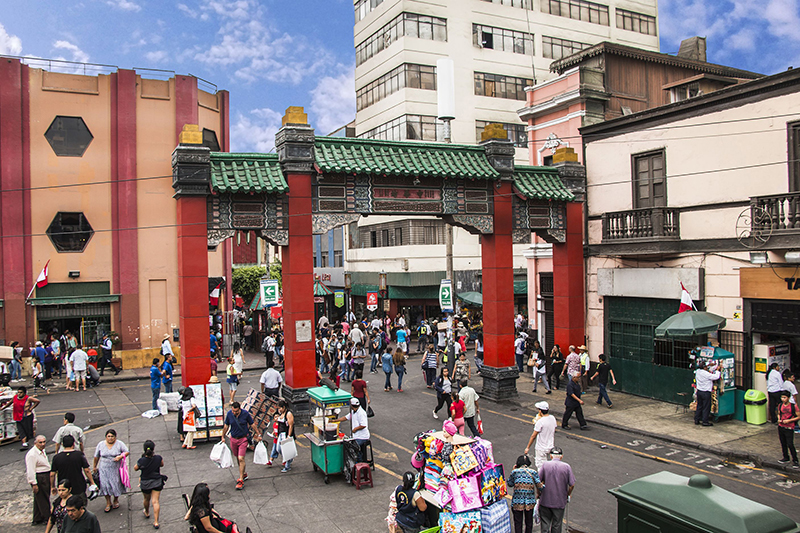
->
{"left": 540, "top": 0, "right": 609, "bottom": 25}
{"left": 615, "top": 8, "right": 656, "bottom": 35}
{"left": 633, "top": 150, "right": 666, "bottom": 208}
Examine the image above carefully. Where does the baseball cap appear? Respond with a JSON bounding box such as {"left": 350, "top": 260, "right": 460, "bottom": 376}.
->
{"left": 350, "top": 398, "right": 360, "bottom": 407}
{"left": 535, "top": 401, "right": 549, "bottom": 411}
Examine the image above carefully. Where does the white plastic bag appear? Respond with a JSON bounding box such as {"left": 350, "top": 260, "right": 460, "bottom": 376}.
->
{"left": 141, "top": 409, "right": 160, "bottom": 419}
{"left": 159, "top": 392, "right": 181, "bottom": 411}
{"left": 253, "top": 441, "right": 269, "bottom": 465}
{"left": 218, "top": 443, "right": 233, "bottom": 469}
{"left": 210, "top": 441, "right": 225, "bottom": 463}
{"left": 280, "top": 436, "right": 297, "bottom": 462}
{"left": 157, "top": 399, "right": 168, "bottom": 416}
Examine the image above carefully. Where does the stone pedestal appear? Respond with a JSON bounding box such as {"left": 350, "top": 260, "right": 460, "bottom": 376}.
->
{"left": 480, "top": 366, "right": 520, "bottom": 402}
{"left": 281, "top": 384, "right": 311, "bottom": 425}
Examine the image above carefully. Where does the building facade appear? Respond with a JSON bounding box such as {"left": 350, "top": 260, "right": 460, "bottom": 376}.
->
{"left": 581, "top": 67, "right": 800, "bottom": 402}
{"left": 0, "top": 57, "right": 229, "bottom": 367}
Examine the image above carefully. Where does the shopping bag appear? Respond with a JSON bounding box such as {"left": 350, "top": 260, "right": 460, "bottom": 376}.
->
{"left": 477, "top": 413, "right": 484, "bottom": 435}
{"left": 218, "top": 444, "right": 233, "bottom": 469}
{"left": 366, "top": 405, "right": 375, "bottom": 418}
{"left": 141, "top": 409, "right": 160, "bottom": 419}
{"left": 448, "top": 476, "right": 482, "bottom": 513}
{"left": 280, "top": 436, "right": 297, "bottom": 462}
{"left": 119, "top": 456, "right": 131, "bottom": 489}
{"left": 533, "top": 501, "right": 540, "bottom": 526}
{"left": 480, "top": 499, "right": 511, "bottom": 533}
{"left": 450, "top": 446, "right": 479, "bottom": 476}
{"left": 438, "top": 509, "right": 482, "bottom": 533}
{"left": 253, "top": 441, "right": 269, "bottom": 465}
{"left": 157, "top": 399, "right": 168, "bottom": 416}
{"left": 478, "top": 464, "right": 507, "bottom": 505}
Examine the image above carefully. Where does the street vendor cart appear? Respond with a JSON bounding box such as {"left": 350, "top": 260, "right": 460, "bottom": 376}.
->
{"left": 694, "top": 346, "right": 736, "bottom": 419}
{"left": 304, "top": 384, "right": 351, "bottom": 484}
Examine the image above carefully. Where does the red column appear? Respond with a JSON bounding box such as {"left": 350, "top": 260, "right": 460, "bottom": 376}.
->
{"left": 282, "top": 171, "right": 316, "bottom": 390}
{"left": 0, "top": 58, "right": 33, "bottom": 346}
{"left": 110, "top": 69, "right": 140, "bottom": 349}
{"left": 177, "top": 195, "right": 211, "bottom": 386}
{"left": 481, "top": 181, "right": 515, "bottom": 369}
{"left": 553, "top": 201, "right": 585, "bottom": 350}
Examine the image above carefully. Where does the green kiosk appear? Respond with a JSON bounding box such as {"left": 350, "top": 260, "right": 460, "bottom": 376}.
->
{"left": 695, "top": 346, "right": 736, "bottom": 420}
{"left": 304, "top": 384, "right": 352, "bottom": 484}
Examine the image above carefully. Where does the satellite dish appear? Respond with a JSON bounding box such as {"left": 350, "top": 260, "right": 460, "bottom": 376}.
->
{"left": 736, "top": 207, "right": 772, "bottom": 248}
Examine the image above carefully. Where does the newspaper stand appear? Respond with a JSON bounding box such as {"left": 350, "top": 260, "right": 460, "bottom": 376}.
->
{"left": 304, "top": 384, "right": 351, "bottom": 484}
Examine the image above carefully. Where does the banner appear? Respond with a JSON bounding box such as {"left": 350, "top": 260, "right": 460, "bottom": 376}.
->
{"left": 367, "top": 291, "right": 378, "bottom": 311}
{"left": 439, "top": 279, "right": 453, "bottom": 313}
{"left": 334, "top": 290, "right": 345, "bottom": 308}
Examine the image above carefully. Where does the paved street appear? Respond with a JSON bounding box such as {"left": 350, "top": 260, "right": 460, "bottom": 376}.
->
{"left": 2, "top": 354, "right": 799, "bottom": 532}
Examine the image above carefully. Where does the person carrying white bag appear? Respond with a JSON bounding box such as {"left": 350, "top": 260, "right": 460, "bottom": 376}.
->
{"left": 269, "top": 399, "right": 297, "bottom": 473}
{"left": 221, "top": 401, "right": 254, "bottom": 490}
{"left": 210, "top": 441, "right": 233, "bottom": 469}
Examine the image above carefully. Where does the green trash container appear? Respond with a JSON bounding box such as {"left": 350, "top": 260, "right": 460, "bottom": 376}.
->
{"left": 744, "top": 389, "right": 768, "bottom": 425}
{"left": 609, "top": 471, "right": 800, "bottom": 533}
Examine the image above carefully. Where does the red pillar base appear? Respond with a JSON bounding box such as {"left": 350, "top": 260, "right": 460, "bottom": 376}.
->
{"left": 480, "top": 181, "right": 519, "bottom": 402}
{"left": 553, "top": 201, "right": 585, "bottom": 351}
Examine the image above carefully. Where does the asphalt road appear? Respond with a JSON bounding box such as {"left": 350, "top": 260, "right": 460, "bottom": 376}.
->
{"left": 4, "top": 359, "right": 799, "bottom": 532}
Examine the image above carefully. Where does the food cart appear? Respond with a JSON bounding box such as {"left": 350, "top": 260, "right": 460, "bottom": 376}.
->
{"left": 695, "top": 346, "right": 736, "bottom": 419}
{"left": 304, "top": 384, "right": 351, "bottom": 484}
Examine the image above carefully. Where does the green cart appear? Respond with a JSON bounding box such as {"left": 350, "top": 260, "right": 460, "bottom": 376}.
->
{"left": 304, "top": 385, "right": 352, "bottom": 484}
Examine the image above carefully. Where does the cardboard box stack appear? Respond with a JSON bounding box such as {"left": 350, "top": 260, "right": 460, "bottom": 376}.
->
{"left": 241, "top": 389, "right": 279, "bottom": 443}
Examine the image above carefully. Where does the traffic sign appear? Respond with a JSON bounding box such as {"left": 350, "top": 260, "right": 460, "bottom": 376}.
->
{"left": 439, "top": 279, "right": 453, "bottom": 312}
{"left": 259, "top": 279, "right": 280, "bottom": 307}
{"left": 367, "top": 291, "right": 378, "bottom": 311}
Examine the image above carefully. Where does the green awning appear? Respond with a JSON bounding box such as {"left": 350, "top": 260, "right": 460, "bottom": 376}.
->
{"left": 209, "top": 152, "right": 288, "bottom": 194}
{"left": 513, "top": 166, "right": 575, "bottom": 201}
{"left": 249, "top": 292, "right": 262, "bottom": 311}
{"left": 29, "top": 295, "right": 120, "bottom": 306}
{"left": 315, "top": 137, "right": 501, "bottom": 180}
{"left": 314, "top": 280, "right": 334, "bottom": 296}
{"left": 388, "top": 286, "right": 439, "bottom": 300}
{"left": 352, "top": 284, "right": 379, "bottom": 297}
{"left": 514, "top": 280, "right": 528, "bottom": 295}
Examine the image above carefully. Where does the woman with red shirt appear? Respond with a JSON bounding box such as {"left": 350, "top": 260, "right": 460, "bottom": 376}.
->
{"left": 0, "top": 386, "right": 40, "bottom": 450}
{"left": 350, "top": 370, "right": 370, "bottom": 413}
{"left": 778, "top": 390, "right": 799, "bottom": 467}
{"left": 449, "top": 390, "right": 466, "bottom": 435}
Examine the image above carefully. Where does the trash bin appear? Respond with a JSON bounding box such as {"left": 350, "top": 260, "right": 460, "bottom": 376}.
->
{"left": 744, "top": 389, "right": 768, "bottom": 425}
{"left": 609, "top": 471, "right": 800, "bottom": 533}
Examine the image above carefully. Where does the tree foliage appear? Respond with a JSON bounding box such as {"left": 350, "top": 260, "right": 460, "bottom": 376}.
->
{"left": 232, "top": 266, "right": 267, "bottom": 305}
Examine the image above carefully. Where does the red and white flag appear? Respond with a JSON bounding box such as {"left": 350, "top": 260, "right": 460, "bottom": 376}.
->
{"left": 209, "top": 282, "right": 222, "bottom": 306}
{"left": 679, "top": 282, "right": 696, "bottom": 313}
{"left": 27, "top": 260, "right": 50, "bottom": 299}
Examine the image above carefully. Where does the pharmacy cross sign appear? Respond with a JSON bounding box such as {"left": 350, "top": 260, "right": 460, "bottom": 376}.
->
{"left": 259, "top": 279, "right": 280, "bottom": 307}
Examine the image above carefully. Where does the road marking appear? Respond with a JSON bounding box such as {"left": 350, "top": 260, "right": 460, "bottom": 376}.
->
{"left": 371, "top": 432, "right": 414, "bottom": 455}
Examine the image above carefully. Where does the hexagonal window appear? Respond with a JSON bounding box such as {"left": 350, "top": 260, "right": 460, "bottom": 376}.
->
{"left": 46, "top": 212, "right": 94, "bottom": 252}
{"left": 44, "top": 116, "right": 93, "bottom": 157}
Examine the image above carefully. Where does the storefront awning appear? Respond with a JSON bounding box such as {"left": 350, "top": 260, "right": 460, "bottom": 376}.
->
{"left": 388, "top": 286, "right": 439, "bottom": 300}
{"left": 352, "top": 284, "right": 379, "bottom": 297}
{"left": 29, "top": 295, "right": 119, "bottom": 306}
{"left": 514, "top": 280, "right": 528, "bottom": 295}
{"left": 249, "top": 292, "right": 262, "bottom": 311}
{"left": 314, "top": 280, "right": 335, "bottom": 296}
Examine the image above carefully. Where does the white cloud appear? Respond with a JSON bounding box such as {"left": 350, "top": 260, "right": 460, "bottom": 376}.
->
{"left": 107, "top": 0, "right": 141, "bottom": 12}
{"left": 0, "top": 23, "right": 22, "bottom": 55}
{"left": 726, "top": 28, "right": 756, "bottom": 51}
{"left": 231, "top": 108, "right": 283, "bottom": 153}
{"left": 309, "top": 67, "right": 356, "bottom": 135}
{"left": 191, "top": 0, "right": 334, "bottom": 84}
{"left": 177, "top": 3, "right": 208, "bottom": 20}
{"left": 145, "top": 50, "right": 168, "bottom": 63}
{"left": 53, "top": 40, "right": 89, "bottom": 63}
{"left": 764, "top": 0, "right": 800, "bottom": 42}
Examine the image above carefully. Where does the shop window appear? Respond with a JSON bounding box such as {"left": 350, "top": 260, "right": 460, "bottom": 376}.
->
{"left": 46, "top": 212, "right": 94, "bottom": 252}
{"left": 44, "top": 116, "right": 93, "bottom": 157}
{"left": 203, "top": 129, "right": 221, "bottom": 151}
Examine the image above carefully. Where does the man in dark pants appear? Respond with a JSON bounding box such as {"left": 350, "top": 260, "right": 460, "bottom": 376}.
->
{"left": 694, "top": 360, "right": 720, "bottom": 426}
{"left": 562, "top": 374, "right": 587, "bottom": 430}
{"left": 767, "top": 363, "right": 785, "bottom": 424}
{"left": 25, "top": 435, "right": 51, "bottom": 525}
{"left": 98, "top": 333, "right": 119, "bottom": 376}
{"left": 538, "top": 447, "right": 575, "bottom": 533}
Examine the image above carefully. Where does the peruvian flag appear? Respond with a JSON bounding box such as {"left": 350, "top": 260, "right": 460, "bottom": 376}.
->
{"left": 27, "top": 260, "right": 50, "bottom": 299}
{"left": 209, "top": 282, "right": 222, "bottom": 307}
{"left": 679, "top": 282, "right": 696, "bottom": 313}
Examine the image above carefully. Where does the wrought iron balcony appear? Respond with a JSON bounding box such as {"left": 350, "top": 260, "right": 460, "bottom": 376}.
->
{"left": 751, "top": 192, "right": 800, "bottom": 235}
{"left": 602, "top": 207, "right": 680, "bottom": 242}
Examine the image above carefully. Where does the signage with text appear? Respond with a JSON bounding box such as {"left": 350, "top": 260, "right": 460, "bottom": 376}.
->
{"left": 259, "top": 279, "right": 280, "bottom": 307}
{"left": 367, "top": 292, "right": 378, "bottom": 311}
{"left": 334, "top": 290, "right": 345, "bottom": 308}
{"left": 439, "top": 279, "right": 453, "bottom": 313}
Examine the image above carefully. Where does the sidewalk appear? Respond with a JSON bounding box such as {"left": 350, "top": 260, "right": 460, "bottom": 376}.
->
{"left": 515, "top": 371, "right": 789, "bottom": 472}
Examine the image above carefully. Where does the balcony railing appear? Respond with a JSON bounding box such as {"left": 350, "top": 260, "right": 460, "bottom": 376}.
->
{"left": 602, "top": 207, "right": 680, "bottom": 242}
{"left": 751, "top": 192, "right": 800, "bottom": 234}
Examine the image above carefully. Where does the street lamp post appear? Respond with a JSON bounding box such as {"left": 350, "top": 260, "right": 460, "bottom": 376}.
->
{"left": 344, "top": 271, "right": 352, "bottom": 322}
{"left": 379, "top": 270, "right": 387, "bottom": 321}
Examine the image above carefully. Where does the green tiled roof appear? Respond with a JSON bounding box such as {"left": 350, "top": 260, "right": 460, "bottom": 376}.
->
{"left": 513, "top": 166, "right": 575, "bottom": 201}
{"left": 314, "top": 137, "right": 501, "bottom": 180}
{"left": 210, "top": 152, "right": 287, "bottom": 194}
{"left": 314, "top": 280, "right": 334, "bottom": 296}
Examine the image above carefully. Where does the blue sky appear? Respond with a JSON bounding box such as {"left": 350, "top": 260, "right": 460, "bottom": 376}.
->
{"left": 1, "top": 0, "right": 799, "bottom": 152}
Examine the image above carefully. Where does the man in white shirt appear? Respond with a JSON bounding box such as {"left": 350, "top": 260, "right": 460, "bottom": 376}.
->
{"left": 370, "top": 317, "right": 381, "bottom": 332}
{"left": 767, "top": 363, "right": 784, "bottom": 424}
{"left": 26, "top": 435, "right": 51, "bottom": 525}
{"left": 161, "top": 334, "right": 174, "bottom": 358}
{"left": 783, "top": 370, "right": 797, "bottom": 406}
{"left": 694, "top": 361, "right": 721, "bottom": 426}
{"left": 53, "top": 412, "right": 85, "bottom": 452}
{"left": 69, "top": 348, "right": 89, "bottom": 392}
{"left": 318, "top": 315, "right": 329, "bottom": 331}
{"left": 459, "top": 380, "right": 481, "bottom": 437}
{"left": 333, "top": 397, "right": 370, "bottom": 461}
{"left": 349, "top": 324, "right": 364, "bottom": 346}
{"left": 524, "top": 401, "right": 557, "bottom": 469}
{"left": 259, "top": 360, "right": 283, "bottom": 398}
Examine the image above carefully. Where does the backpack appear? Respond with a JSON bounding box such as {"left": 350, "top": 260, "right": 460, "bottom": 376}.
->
{"left": 261, "top": 337, "right": 270, "bottom": 352}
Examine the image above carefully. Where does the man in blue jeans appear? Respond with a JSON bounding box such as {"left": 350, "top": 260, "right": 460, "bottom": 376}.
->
{"left": 161, "top": 356, "right": 174, "bottom": 393}
{"left": 590, "top": 353, "right": 617, "bottom": 408}
{"left": 149, "top": 358, "right": 162, "bottom": 412}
